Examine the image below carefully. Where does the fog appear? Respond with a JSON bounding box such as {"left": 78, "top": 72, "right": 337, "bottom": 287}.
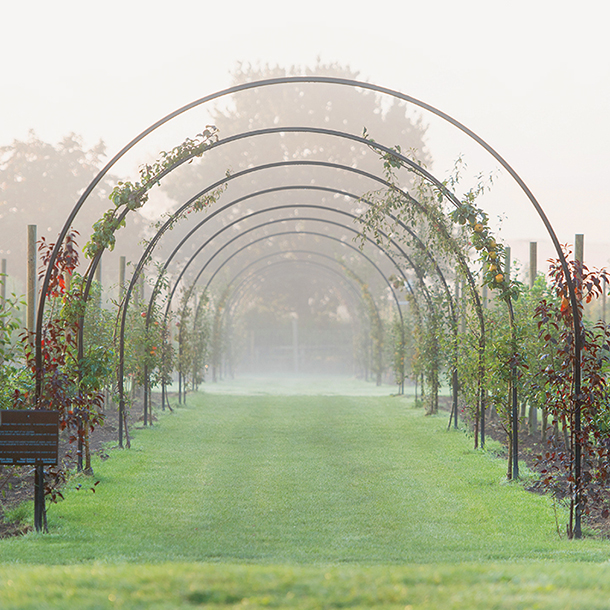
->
{"left": 2, "top": 1, "right": 609, "bottom": 388}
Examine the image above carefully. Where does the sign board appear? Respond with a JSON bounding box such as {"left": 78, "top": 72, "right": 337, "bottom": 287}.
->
{"left": 0, "top": 410, "right": 59, "bottom": 465}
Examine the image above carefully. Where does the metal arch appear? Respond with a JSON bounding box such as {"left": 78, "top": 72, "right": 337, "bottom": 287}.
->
{"left": 74, "top": 136, "right": 479, "bottom": 410}
{"left": 180, "top": 222, "right": 430, "bottom": 388}
{"left": 51, "top": 121, "right": 472, "bottom": 385}
{"left": 153, "top": 211, "right": 436, "bottom": 405}
{"left": 37, "top": 75, "right": 575, "bottom": 444}
{"left": 39, "top": 75, "right": 569, "bottom": 273}
{"left": 167, "top": 220, "right": 431, "bottom": 352}
{"left": 197, "top": 229, "right": 429, "bottom": 392}
{"left": 29, "top": 74, "right": 580, "bottom": 529}
{"left": 146, "top": 204, "right": 427, "bottom": 412}
{"left": 72, "top": 124, "right": 525, "bottom": 475}
{"left": 136, "top": 186, "right": 458, "bottom": 413}
{"left": 55, "top": 90, "right": 486, "bottom": 472}
{"left": 114, "top": 154, "right": 471, "bottom": 441}
{"left": 113, "top": 154, "right": 478, "bottom": 444}
{"left": 135, "top": 188, "right": 459, "bottom": 418}
{"left": 151, "top": 217, "right": 421, "bottom": 409}
{"left": 123, "top": 177, "right": 464, "bottom": 429}
{"left": 138, "top": 206, "right": 425, "bottom": 410}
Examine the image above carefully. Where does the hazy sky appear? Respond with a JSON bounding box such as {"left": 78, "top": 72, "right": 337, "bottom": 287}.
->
{"left": 2, "top": 0, "right": 609, "bottom": 266}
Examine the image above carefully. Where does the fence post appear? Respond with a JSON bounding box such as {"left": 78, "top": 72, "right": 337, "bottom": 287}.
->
{"left": 0, "top": 259, "right": 6, "bottom": 367}
{"left": 529, "top": 242, "right": 537, "bottom": 289}
{"left": 1, "top": 258, "right": 6, "bottom": 304}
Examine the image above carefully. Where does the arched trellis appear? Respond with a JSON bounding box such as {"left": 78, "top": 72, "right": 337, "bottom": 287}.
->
{"left": 150, "top": 208, "right": 438, "bottom": 360}
{"left": 109, "top": 148, "right": 460, "bottom": 444}
{"left": 157, "top": 222, "right": 413, "bottom": 401}
{"left": 200, "top": 247, "right": 405, "bottom": 383}
{"left": 129, "top": 178, "right": 464, "bottom": 428}
{"left": 158, "top": 218, "right": 437, "bottom": 402}
{"left": 133, "top": 180, "right": 461, "bottom": 417}
{"left": 33, "top": 76, "right": 582, "bottom": 535}
{"left": 134, "top": 203, "right": 432, "bottom": 417}
{"left": 146, "top": 215, "right": 420, "bottom": 410}
{"left": 211, "top": 234, "right": 434, "bottom": 392}
{"left": 210, "top": 256, "right": 393, "bottom": 385}
{"left": 76, "top": 134, "right": 485, "bottom": 454}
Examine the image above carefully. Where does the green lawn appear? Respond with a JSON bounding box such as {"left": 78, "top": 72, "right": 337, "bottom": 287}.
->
{"left": 1, "top": 385, "right": 610, "bottom": 608}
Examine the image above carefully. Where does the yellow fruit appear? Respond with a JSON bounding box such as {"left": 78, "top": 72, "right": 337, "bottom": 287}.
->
{"left": 488, "top": 251, "right": 497, "bottom": 260}
{"left": 474, "top": 223, "right": 484, "bottom": 232}
{"left": 495, "top": 273, "right": 504, "bottom": 283}
{"left": 489, "top": 264, "right": 498, "bottom": 272}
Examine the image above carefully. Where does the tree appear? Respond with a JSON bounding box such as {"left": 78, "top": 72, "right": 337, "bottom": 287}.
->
{"left": 153, "top": 62, "right": 432, "bottom": 379}
{"left": 0, "top": 131, "right": 145, "bottom": 286}
{"left": 156, "top": 61, "right": 432, "bottom": 257}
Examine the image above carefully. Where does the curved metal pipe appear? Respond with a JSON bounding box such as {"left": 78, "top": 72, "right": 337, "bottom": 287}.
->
{"left": 36, "top": 78, "right": 572, "bottom": 466}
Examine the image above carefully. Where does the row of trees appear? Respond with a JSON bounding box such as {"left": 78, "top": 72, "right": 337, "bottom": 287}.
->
{"left": 356, "top": 144, "right": 610, "bottom": 538}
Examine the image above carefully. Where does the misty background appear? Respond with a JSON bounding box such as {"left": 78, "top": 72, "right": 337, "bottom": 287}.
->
{"left": 1, "top": 0, "right": 609, "bottom": 379}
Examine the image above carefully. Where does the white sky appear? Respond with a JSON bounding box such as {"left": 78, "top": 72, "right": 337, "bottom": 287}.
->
{"left": 2, "top": 0, "right": 610, "bottom": 269}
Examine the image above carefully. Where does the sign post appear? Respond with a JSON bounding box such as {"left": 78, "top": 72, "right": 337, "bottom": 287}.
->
{"left": 0, "top": 410, "right": 59, "bottom": 532}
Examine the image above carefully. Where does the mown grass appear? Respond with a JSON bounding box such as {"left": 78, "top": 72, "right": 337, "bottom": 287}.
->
{"left": 3, "top": 561, "right": 610, "bottom": 609}
{"left": 1, "top": 389, "right": 610, "bottom": 607}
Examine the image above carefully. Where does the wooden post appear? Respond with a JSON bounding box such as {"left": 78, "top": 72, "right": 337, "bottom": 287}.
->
{"left": 1, "top": 258, "right": 6, "bottom": 304}
{"left": 0, "top": 259, "right": 6, "bottom": 366}
{"left": 528, "top": 242, "right": 538, "bottom": 434}
{"left": 575, "top": 234, "right": 584, "bottom": 270}
{"left": 603, "top": 277, "right": 607, "bottom": 324}
{"left": 529, "top": 242, "right": 537, "bottom": 289}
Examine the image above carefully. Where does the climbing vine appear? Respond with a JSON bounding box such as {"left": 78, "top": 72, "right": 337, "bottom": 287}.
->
{"left": 84, "top": 127, "right": 219, "bottom": 261}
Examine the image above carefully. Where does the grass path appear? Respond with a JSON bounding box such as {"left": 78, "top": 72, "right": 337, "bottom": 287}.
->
{"left": 2, "top": 390, "right": 610, "bottom": 607}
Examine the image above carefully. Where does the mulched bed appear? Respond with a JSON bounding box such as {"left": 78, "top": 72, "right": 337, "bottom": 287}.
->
{"left": 437, "top": 395, "right": 610, "bottom": 538}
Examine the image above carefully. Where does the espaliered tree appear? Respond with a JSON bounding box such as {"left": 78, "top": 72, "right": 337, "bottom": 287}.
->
{"left": 13, "top": 233, "right": 106, "bottom": 526}
{"left": 530, "top": 251, "right": 610, "bottom": 538}
{"left": 357, "top": 143, "right": 531, "bottom": 462}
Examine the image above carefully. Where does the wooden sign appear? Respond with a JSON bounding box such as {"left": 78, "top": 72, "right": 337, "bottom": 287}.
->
{"left": 0, "top": 410, "right": 59, "bottom": 465}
